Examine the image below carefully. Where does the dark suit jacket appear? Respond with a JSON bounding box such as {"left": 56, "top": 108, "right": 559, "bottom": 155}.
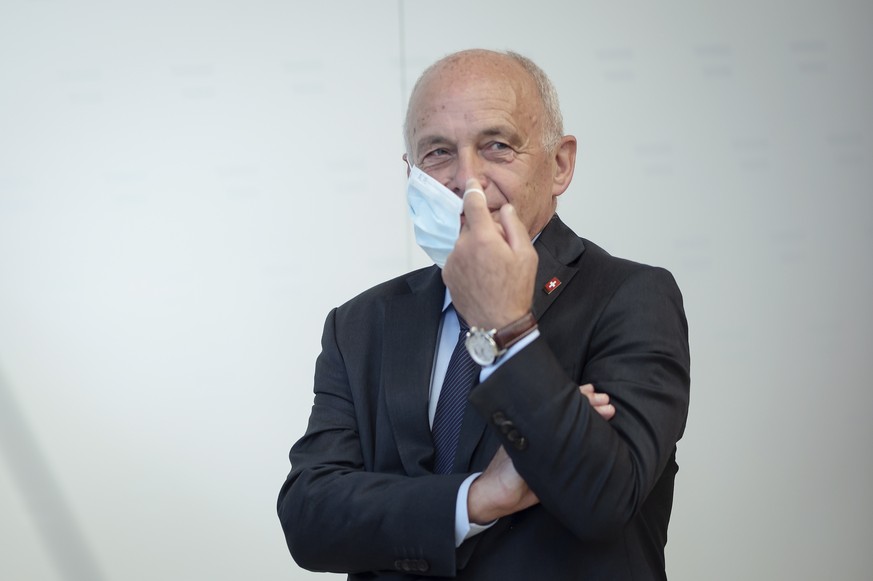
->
{"left": 278, "top": 215, "right": 691, "bottom": 580}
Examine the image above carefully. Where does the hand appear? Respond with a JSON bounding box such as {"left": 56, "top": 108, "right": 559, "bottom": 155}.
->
{"left": 467, "top": 385, "right": 615, "bottom": 524}
{"left": 467, "top": 445, "right": 539, "bottom": 525}
{"left": 442, "top": 180, "right": 538, "bottom": 330}
{"left": 580, "top": 383, "right": 616, "bottom": 420}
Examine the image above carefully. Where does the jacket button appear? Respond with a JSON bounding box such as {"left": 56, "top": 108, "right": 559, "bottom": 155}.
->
{"left": 507, "top": 430, "right": 528, "bottom": 450}
{"left": 394, "top": 560, "right": 410, "bottom": 572}
{"left": 492, "top": 413, "right": 514, "bottom": 433}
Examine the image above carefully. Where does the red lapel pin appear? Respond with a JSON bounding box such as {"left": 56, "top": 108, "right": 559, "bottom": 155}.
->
{"left": 544, "top": 276, "right": 561, "bottom": 294}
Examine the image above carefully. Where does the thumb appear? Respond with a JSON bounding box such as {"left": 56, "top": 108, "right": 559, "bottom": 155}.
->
{"left": 499, "top": 204, "right": 532, "bottom": 250}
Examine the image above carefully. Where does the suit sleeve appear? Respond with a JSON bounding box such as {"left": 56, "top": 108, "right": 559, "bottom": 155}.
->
{"left": 468, "top": 266, "right": 691, "bottom": 540}
{"left": 277, "top": 307, "right": 468, "bottom": 577}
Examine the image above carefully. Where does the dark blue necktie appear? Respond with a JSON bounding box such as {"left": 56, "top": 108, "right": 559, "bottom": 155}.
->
{"left": 432, "top": 310, "right": 479, "bottom": 474}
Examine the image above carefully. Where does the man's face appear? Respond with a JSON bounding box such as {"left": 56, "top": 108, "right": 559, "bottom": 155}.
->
{"left": 406, "top": 54, "right": 568, "bottom": 239}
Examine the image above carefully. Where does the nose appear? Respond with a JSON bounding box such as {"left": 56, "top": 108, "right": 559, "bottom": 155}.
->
{"left": 448, "top": 148, "right": 487, "bottom": 196}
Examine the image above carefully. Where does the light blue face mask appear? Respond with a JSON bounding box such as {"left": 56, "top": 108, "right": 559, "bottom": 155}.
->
{"left": 406, "top": 166, "right": 463, "bottom": 268}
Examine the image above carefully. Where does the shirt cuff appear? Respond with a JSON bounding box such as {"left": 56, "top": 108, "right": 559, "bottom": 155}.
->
{"left": 479, "top": 328, "right": 540, "bottom": 383}
{"left": 454, "top": 472, "right": 496, "bottom": 546}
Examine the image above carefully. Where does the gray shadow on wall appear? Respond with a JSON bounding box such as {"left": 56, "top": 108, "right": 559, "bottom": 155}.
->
{"left": 0, "top": 369, "right": 107, "bottom": 581}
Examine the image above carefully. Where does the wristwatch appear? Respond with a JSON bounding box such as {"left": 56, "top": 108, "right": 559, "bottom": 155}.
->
{"left": 464, "top": 312, "right": 538, "bottom": 366}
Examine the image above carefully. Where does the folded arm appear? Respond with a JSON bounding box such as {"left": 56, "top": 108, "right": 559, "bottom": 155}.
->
{"left": 468, "top": 266, "right": 690, "bottom": 539}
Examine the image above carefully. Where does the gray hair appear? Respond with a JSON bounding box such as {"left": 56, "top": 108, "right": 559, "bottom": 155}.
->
{"left": 404, "top": 49, "right": 565, "bottom": 159}
{"left": 504, "top": 51, "right": 564, "bottom": 151}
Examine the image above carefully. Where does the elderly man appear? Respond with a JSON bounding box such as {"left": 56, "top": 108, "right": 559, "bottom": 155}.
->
{"left": 278, "top": 49, "right": 690, "bottom": 580}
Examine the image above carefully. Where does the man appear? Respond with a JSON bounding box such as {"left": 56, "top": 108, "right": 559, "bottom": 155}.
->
{"left": 278, "top": 49, "right": 690, "bottom": 580}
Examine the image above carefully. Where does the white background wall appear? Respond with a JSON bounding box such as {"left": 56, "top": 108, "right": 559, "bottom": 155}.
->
{"left": 1, "top": 1, "right": 870, "bottom": 579}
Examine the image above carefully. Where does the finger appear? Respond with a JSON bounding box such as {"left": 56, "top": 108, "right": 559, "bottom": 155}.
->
{"left": 462, "top": 178, "right": 491, "bottom": 229}
{"left": 579, "top": 384, "right": 610, "bottom": 406}
{"left": 594, "top": 404, "right": 616, "bottom": 421}
{"left": 499, "top": 203, "right": 532, "bottom": 249}
{"left": 464, "top": 177, "right": 486, "bottom": 199}
{"left": 587, "top": 392, "right": 610, "bottom": 406}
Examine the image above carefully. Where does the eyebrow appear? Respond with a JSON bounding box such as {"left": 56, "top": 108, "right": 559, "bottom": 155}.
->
{"left": 414, "top": 135, "right": 449, "bottom": 154}
{"left": 480, "top": 127, "right": 508, "bottom": 138}
{"left": 481, "top": 126, "right": 523, "bottom": 147}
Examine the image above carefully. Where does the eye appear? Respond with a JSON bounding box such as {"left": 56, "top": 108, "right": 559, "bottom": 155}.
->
{"left": 483, "top": 141, "right": 515, "bottom": 161}
{"left": 419, "top": 147, "right": 452, "bottom": 168}
{"left": 483, "top": 141, "right": 514, "bottom": 155}
{"left": 424, "top": 147, "right": 450, "bottom": 159}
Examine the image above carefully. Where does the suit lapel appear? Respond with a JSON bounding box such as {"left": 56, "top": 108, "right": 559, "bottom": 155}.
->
{"left": 453, "top": 388, "right": 492, "bottom": 473}
{"left": 382, "top": 266, "right": 445, "bottom": 476}
{"left": 531, "top": 215, "right": 585, "bottom": 319}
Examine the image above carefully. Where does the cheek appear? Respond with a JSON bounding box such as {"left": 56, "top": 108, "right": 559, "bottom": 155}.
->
{"left": 422, "top": 166, "right": 455, "bottom": 188}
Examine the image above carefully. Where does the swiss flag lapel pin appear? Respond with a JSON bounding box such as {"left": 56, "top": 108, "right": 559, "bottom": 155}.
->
{"left": 544, "top": 276, "right": 561, "bottom": 294}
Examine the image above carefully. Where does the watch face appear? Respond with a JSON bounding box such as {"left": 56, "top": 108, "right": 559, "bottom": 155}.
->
{"left": 465, "top": 331, "right": 497, "bottom": 366}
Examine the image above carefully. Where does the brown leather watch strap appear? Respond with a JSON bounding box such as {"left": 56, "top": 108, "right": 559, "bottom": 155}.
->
{"left": 493, "top": 311, "right": 538, "bottom": 352}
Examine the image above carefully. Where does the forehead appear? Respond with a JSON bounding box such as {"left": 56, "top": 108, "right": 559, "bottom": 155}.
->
{"left": 407, "top": 55, "right": 542, "bottom": 145}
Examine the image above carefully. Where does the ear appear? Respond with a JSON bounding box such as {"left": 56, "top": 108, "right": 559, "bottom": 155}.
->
{"left": 551, "top": 135, "right": 577, "bottom": 197}
{"left": 402, "top": 153, "right": 412, "bottom": 177}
